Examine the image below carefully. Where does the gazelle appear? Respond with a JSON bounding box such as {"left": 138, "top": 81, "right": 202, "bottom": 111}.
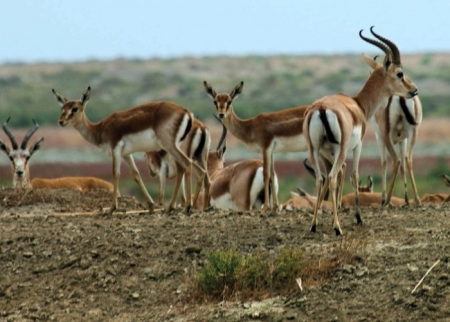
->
{"left": 146, "top": 117, "right": 211, "bottom": 208}
{"left": 203, "top": 81, "right": 309, "bottom": 214}
{"left": 280, "top": 176, "right": 372, "bottom": 212}
{"left": 0, "top": 118, "right": 114, "bottom": 192}
{"left": 341, "top": 192, "right": 405, "bottom": 208}
{"left": 194, "top": 122, "right": 278, "bottom": 211}
{"left": 52, "top": 86, "right": 206, "bottom": 214}
{"left": 279, "top": 187, "right": 332, "bottom": 212}
{"left": 304, "top": 27, "right": 418, "bottom": 235}
{"left": 370, "top": 95, "right": 422, "bottom": 206}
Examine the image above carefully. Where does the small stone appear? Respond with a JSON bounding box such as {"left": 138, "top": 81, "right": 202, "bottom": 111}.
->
{"left": 131, "top": 293, "right": 139, "bottom": 299}
{"left": 23, "top": 251, "right": 33, "bottom": 258}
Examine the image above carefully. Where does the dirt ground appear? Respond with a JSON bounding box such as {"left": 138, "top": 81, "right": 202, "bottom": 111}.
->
{"left": 0, "top": 187, "right": 450, "bottom": 322}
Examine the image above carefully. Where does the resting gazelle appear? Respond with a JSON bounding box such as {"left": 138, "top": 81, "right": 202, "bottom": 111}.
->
{"left": 304, "top": 27, "right": 418, "bottom": 235}
{"left": 194, "top": 121, "right": 278, "bottom": 211}
{"left": 0, "top": 118, "right": 114, "bottom": 192}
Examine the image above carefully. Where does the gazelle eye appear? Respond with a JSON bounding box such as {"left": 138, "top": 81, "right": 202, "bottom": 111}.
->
{"left": 227, "top": 101, "right": 232, "bottom": 106}
{"left": 397, "top": 72, "right": 404, "bottom": 79}
{"left": 72, "top": 107, "right": 79, "bottom": 113}
{"left": 213, "top": 101, "right": 217, "bottom": 106}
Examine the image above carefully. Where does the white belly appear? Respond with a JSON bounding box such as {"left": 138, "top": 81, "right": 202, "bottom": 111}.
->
{"left": 120, "top": 129, "right": 161, "bottom": 155}
{"left": 211, "top": 193, "right": 235, "bottom": 210}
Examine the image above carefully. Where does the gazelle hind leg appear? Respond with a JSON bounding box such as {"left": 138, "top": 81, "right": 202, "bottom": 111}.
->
{"left": 310, "top": 150, "right": 324, "bottom": 233}
{"left": 123, "top": 154, "right": 155, "bottom": 214}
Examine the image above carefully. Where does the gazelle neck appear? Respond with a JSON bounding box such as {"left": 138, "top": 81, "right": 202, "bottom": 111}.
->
{"left": 222, "top": 107, "right": 251, "bottom": 142}
{"left": 73, "top": 113, "right": 103, "bottom": 146}
{"left": 353, "top": 70, "right": 390, "bottom": 120}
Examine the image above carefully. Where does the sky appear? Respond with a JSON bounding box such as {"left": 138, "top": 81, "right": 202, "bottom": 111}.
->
{"left": 1, "top": 0, "right": 450, "bottom": 63}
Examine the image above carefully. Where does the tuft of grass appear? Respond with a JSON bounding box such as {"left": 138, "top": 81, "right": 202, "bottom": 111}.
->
{"left": 191, "top": 235, "right": 365, "bottom": 303}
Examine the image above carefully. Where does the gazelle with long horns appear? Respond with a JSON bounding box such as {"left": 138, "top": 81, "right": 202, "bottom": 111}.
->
{"left": 304, "top": 27, "right": 418, "bottom": 235}
{"left": 370, "top": 94, "right": 422, "bottom": 206}
{"left": 0, "top": 118, "right": 114, "bottom": 192}
{"left": 203, "top": 81, "right": 310, "bottom": 214}
{"left": 52, "top": 87, "right": 206, "bottom": 214}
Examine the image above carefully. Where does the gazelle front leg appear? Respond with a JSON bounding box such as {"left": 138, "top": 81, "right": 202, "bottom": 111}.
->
{"left": 123, "top": 154, "right": 155, "bottom": 214}
{"left": 261, "top": 149, "right": 272, "bottom": 214}
{"left": 352, "top": 142, "right": 363, "bottom": 225}
{"left": 269, "top": 150, "right": 279, "bottom": 212}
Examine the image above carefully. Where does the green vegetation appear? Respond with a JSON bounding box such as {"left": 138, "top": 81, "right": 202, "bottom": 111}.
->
{"left": 192, "top": 236, "right": 364, "bottom": 302}
{"left": 0, "top": 53, "right": 447, "bottom": 127}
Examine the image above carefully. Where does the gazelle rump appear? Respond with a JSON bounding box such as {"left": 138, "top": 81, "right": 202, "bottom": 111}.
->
{"left": 53, "top": 86, "right": 205, "bottom": 214}
{"left": 370, "top": 93, "right": 422, "bottom": 206}
{"left": 203, "top": 80, "right": 308, "bottom": 214}
{"left": 0, "top": 118, "right": 113, "bottom": 192}
{"left": 194, "top": 123, "right": 278, "bottom": 211}
{"left": 304, "top": 27, "right": 418, "bottom": 235}
{"left": 146, "top": 117, "right": 211, "bottom": 208}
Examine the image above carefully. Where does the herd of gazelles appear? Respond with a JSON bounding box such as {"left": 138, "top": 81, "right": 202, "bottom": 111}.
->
{"left": 1, "top": 27, "right": 449, "bottom": 235}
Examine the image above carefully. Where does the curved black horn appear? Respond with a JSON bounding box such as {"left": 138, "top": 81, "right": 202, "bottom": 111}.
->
{"left": 213, "top": 114, "right": 227, "bottom": 151}
{"left": 359, "top": 28, "right": 392, "bottom": 60}
{"left": 370, "top": 26, "right": 401, "bottom": 65}
{"left": 2, "top": 117, "right": 19, "bottom": 149}
{"left": 21, "top": 119, "right": 39, "bottom": 149}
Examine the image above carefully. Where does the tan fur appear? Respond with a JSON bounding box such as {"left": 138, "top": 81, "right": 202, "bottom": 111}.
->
{"left": 341, "top": 192, "right": 405, "bottom": 208}
{"left": 53, "top": 87, "right": 206, "bottom": 214}
{"left": 204, "top": 80, "right": 308, "bottom": 214}
{"left": 30, "top": 177, "right": 113, "bottom": 192}
{"left": 280, "top": 191, "right": 332, "bottom": 211}
{"left": 304, "top": 28, "right": 418, "bottom": 235}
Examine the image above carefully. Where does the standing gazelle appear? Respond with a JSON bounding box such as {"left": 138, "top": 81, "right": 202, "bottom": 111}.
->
{"left": 203, "top": 81, "right": 309, "bottom": 214}
{"left": 370, "top": 95, "right": 422, "bottom": 206}
{"left": 304, "top": 27, "right": 418, "bottom": 235}
{"left": 52, "top": 86, "right": 205, "bottom": 214}
{"left": 146, "top": 117, "right": 211, "bottom": 209}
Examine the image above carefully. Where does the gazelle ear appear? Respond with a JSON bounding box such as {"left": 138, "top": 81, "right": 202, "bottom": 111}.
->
{"left": 361, "top": 53, "right": 379, "bottom": 70}
{"left": 290, "top": 191, "right": 300, "bottom": 197}
{"left": 203, "top": 81, "right": 217, "bottom": 100}
{"left": 81, "top": 86, "right": 91, "bottom": 105}
{"left": 230, "top": 81, "right": 244, "bottom": 101}
{"left": 0, "top": 140, "right": 10, "bottom": 155}
{"left": 29, "top": 138, "right": 44, "bottom": 156}
{"left": 52, "top": 89, "right": 68, "bottom": 106}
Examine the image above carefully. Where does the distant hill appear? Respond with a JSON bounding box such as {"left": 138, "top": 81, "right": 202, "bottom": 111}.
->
{"left": 0, "top": 54, "right": 448, "bottom": 127}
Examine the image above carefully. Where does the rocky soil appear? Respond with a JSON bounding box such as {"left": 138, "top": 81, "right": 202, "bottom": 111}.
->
{"left": 1, "top": 187, "right": 449, "bottom": 321}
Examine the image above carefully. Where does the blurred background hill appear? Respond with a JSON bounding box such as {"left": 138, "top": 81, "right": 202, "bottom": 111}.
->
{"left": 0, "top": 54, "right": 449, "bottom": 202}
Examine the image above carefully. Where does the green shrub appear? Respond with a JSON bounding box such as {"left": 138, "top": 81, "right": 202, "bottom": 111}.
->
{"left": 197, "top": 250, "right": 242, "bottom": 297}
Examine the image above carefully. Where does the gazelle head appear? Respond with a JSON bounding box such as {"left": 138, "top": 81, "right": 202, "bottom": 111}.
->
{"left": 206, "top": 115, "right": 228, "bottom": 176}
{"left": 203, "top": 81, "right": 244, "bottom": 120}
{"left": 0, "top": 118, "right": 44, "bottom": 188}
{"left": 52, "top": 86, "right": 91, "bottom": 127}
{"left": 360, "top": 27, "right": 418, "bottom": 99}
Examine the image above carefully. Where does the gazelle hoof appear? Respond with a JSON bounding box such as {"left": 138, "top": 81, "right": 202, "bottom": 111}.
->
{"left": 310, "top": 224, "right": 317, "bottom": 233}
{"left": 334, "top": 227, "right": 342, "bottom": 236}
{"left": 185, "top": 205, "right": 192, "bottom": 215}
{"left": 355, "top": 213, "right": 363, "bottom": 225}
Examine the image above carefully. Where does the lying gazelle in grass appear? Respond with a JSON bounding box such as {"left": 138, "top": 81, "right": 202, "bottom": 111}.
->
{"left": 370, "top": 93, "right": 422, "bottom": 206}
{"left": 194, "top": 121, "right": 278, "bottom": 211}
{"left": 418, "top": 174, "right": 450, "bottom": 204}
{"left": 304, "top": 27, "right": 418, "bottom": 235}
{"left": 280, "top": 176, "right": 373, "bottom": 212}
{"left": 52, "top": 86, "right": 206, "bottom": 214}
{"left": 0, "top": 118, "right": 113, "bottom": 192}
{"left": 146, "top": 117, "right": 211, "bottom": 208}
{"left": 203, "top": 81, "right": 310, "bottom": 214}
